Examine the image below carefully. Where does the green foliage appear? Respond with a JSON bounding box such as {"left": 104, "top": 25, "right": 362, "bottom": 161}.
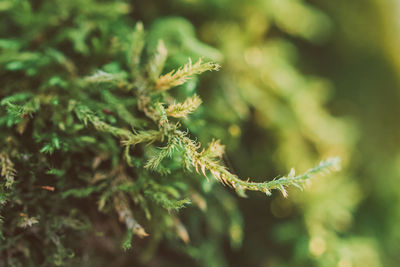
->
{"left": 3, "top": 0, "right": 396, "bottom": 266}
{"left": 0, "top": 1, "right": 338, "bottom": 263}
{"left": 0, "top": 152, "right": 16, "bottom": 189}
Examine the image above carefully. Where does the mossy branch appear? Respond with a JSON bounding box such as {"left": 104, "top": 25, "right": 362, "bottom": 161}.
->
{"left": 0, "top": 152, "right": 16, "bottom": 188}
{"left": 1, "top": 96, "right": 41, "bottom": 119}
{"left": 174, "top": 130, "right": 340, "bottom": 197}
{"left": 155, "top": 58, "right": 220, "bottom": 91}
{"left": 131, "top": 50, "right": 340, "bottom": 197}
{"left": 70, "top": 100, "right": 163, "bottom": 145}
{"left": 71, "top": 101, "right": 132, "bottom": 138}
{"left": 166, "top": 94, "right": 202, "bottom": 118}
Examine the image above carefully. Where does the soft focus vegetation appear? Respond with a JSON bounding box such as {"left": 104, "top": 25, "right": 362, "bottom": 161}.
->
{"left": 1, "top": 0, "right": 400, "bottom": 266}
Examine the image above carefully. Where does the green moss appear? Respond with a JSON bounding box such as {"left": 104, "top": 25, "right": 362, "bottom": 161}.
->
{"left": 2, "top": 0, "right": 389, "bottom": 266}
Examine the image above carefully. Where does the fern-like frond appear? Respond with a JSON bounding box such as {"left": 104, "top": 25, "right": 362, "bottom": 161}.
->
{"left": 1, "top": 97, "right": 40, "bottom": 119}
{"left": 155, "top": 58, "right": 220, "bottom": 91}
{"left": 166, "top": 94, "right": 202, "bottom": 118}
{"left": 144, "top": 136, "right": 178, "bottom": 171}
{"left": 0, "top": 152, "right": 16, "bottom": 188}
{"left": 174, "top": 129, "right": 340, "bottom": 197}
{"left": 71, "top": 101, "right": 163, "bottom": 144}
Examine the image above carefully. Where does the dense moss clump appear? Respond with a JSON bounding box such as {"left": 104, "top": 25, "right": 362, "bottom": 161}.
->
{"left": 2, "top": 0, "right": 398, "bottom": 266}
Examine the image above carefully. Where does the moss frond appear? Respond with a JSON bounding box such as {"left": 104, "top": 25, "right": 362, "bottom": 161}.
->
{"left": 0, "top": 152, "right": 16, "bottom": 188}
{"left": 166, "top": 94, "right": 203, "bottom": 118}
{"left": 155, "top": 58, "right": 220, "bottom": 91}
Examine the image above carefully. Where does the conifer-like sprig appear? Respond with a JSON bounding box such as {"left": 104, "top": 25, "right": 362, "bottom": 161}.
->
{"left": 76, "top": 32, "right": 341, "bottom": 200}
{"left": 166, "top": 94, "right": 203, "bottom": 118}
{"left": 155, "top": 58, "right": 220, "bottom": 91}
{"left": 96, "top": 167, "right": 153, "bottom": 248}
{"left": 71, "top": 101, "right": 132, "bottom": 138}
{"left": 125, "top": 41, "right": 341, "bottom": 198}
{"left": 171, "top": 129, "right": 340, "bottom": 197}
{"left": 144, "top": 136, "right": 178, "bottom": 171}
{"left": 0, "top": 152, "right": 16, "bottom": 188}
{"left": 70, "top": 101, "right": 163, "bottom": 145}
{"left": 1, "top": 97, "right": 41, "bottom": 119}
{"left": 69, "top": 26, "right": 341, "bottom": 241}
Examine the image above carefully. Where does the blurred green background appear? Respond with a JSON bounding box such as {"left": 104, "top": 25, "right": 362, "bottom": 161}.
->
{"left": 2, "top": 0, "right": 400, "bottom": 266}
